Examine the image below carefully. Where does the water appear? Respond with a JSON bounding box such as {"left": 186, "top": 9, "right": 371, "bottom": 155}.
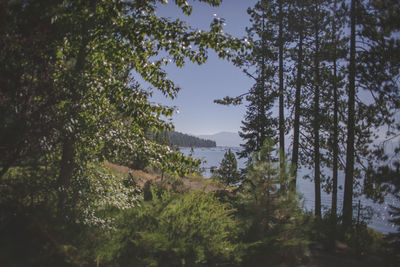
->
{"left": 181, "top": 146, "right": 398, "bottom": 234}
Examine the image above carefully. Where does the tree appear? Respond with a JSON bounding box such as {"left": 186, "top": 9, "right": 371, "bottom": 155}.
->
{"left": 0, "top": 0, "right": 244, "bottom": 264}
{"left": 165, "top": 131, "right": 216, "bottom": 148}
{"left": 342, "top": 0, "right": 400, "bottom": 230}
{"left": 277, "top": 0, "right": 287, "bottom": 166}
{"left": 310, "top": 0, "right": 327, "bottom": 218}
{"left": 0, "top": 0, "right": 242, "bottom": 209}
{"left": 215, "top": 0, "right": 290, "bottom": 165}
{"left": 216, "top": 149, "right": 240, "bottom": 186}
{"left": 342, "top": 0, "right": 357, "bottom": 230}
{"left": 287, "top": 0, "right": 331, "bottom": 217}
{"left": 322, "top": 0, "right": 348, "bottom": 221}
{"left": 288, "top": 0, "right": 309, "bottom": 187}
{"left": 237, "top": 140, "right": 308, "bottom": 265}
{"left": 232, "top": 0, "right": 278, "bottom": 159}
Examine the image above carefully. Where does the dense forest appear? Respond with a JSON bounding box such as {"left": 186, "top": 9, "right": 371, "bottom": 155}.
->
{"left": 165, "top": 131, "right": 216, "bottom": 147}
{"left": 1, "top": 0, "right": 399, "bottom": 266}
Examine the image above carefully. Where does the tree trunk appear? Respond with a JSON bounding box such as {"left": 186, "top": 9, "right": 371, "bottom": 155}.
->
{"left": 57, "top": 25, "right": 89, "bottom": 216}
{"left": 57, "top": 137, "right": 75, "bottom": 215}
{"left": 343, "top": 0, "right": 356, "bottom": 230}
{"left": 259, "top": 12, "right": 266, "bottom": 150}
{"left": 313, "top": 9, "right": 321, "bottom": 218}
{"left": 331, "top": 13, "right": 339, "bottom": 221}
{"left": 278, "top": 0, "right": 285, "bottom": 167}
{"left": 291, "top": 20, "right": 303, "bottom": 191}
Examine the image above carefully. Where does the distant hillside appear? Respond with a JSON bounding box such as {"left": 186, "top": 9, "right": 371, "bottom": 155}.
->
{"left": 166, "top": 131, "right": 216, "bottom": 147}
{"left": 197, "top": 132, "right": 242, "bottom": 147}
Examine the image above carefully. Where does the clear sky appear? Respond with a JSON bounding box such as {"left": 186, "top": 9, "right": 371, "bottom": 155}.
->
{"left": 150, "top": 0, "right": 258, "bottom": 135}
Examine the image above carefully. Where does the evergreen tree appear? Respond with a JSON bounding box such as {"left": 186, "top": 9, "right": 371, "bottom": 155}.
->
{"left": 215, "top": 0, "right": 290, "bottom": 165}
{"left": 311, "top": 0, "right": 325, "bottom": 218}
{"left": 238, "top": 140, "right": 308, "bottom": 265}
{"left": 288, "top": 0, "right": 310, "bottom": 187}
{"left": 216, "top": 149, "right": 240, "bottom": 186}
{"left": 236, "top": 0, "right": 278, "bottom": 159}
{"left": 342, "top": 0, "right": 357, "bottom": 231}
{"left": 343, "top": 0, "right": 400, "bottom": 230}
{"left": 165, "top": 131, "right": 216, "bottom": 148}
{"left": 287, "top": 0, "right": 331, "bottom": 217}
{"left": 322, "top": 0, "right": 348, "bottom": 221}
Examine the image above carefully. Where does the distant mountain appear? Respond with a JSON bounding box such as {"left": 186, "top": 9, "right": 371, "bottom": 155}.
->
{"left": 166, "top": 131, "right": 216, "bottom": 147}
{"left": 197, "top": 132, "right": 242, "bottom": 147}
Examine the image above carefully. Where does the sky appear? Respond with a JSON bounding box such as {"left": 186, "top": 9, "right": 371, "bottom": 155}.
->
{"left": 150, "top": 0, "right": 258, "bottom": 135}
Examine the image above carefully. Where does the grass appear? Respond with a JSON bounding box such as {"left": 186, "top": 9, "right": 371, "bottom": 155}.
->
{"left": 103, "top": 162, "right": 226, "bottom": 193}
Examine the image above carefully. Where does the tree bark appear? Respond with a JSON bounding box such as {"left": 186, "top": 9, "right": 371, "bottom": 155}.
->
{"left": 57, "top": 137, "right": 75, "bottom": 214}
{"left": 291, "top": 18, "right": 303, "bottom": 191}
{"left": 343, "top": 0, "right": 356, "bottom": 230}
{"left": 278, "top": 0, "right": 285, "bottom": 169}
{"left": 313, "top": 7, "right": 321, "bottom": 218}
{"left": 331, "top": 12, "right": 339, "bottom": 221}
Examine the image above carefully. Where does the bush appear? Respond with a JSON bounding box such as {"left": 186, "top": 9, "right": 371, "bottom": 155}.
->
{"left": 115, "top": 190, "right": 243, "bottom": 266}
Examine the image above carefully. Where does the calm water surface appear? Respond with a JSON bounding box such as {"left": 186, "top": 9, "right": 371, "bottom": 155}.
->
{"left": 181, "top": 146, "right": 398, "bottom": 234}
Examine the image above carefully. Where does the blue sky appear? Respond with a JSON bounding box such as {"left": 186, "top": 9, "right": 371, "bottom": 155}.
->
{"left": 151, "top": 0, "right": 258, "bottom": 135}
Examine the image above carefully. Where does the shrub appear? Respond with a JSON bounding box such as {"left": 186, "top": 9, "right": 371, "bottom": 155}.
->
{"left": 115, "top": 190, "right": 243, "bottom": 266}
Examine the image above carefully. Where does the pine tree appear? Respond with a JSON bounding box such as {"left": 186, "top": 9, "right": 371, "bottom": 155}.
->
{"left": 236, "top": 0, "right": 278, "bottom": 159}
{"left": 342, "top": 0, "right": 357, "bottom": 230}
{"left": 216, "top": 149, "right": 240, "bottom": 186}
{"left": 214, "top": 0, "right": 291, "bottom": 165}
{"left": 342, "top": 0, "right": 400, "bottom": 230}
{"left": 311, "top": 0, "right": 325, "bottom": 218}
{"left": 288, "top": 0, "right": 310, "bottom": 188}
{"left": 323, "top": 0, "right": 348, "bottom": 221}
{"left": 238, "top": 140, "right": 308, "bottom": 265}
{"left": 288, "top": 0, "right": 331, "bottom": 217}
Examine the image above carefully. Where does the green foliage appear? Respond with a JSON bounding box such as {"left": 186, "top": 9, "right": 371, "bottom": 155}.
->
{"left": 114, "top": 190, "right": 242, "bottom": 266}
{"left": 0, "top": 1, "right": 245, "bottom": 263}
{"left": 216, "top": 149, "right": 240, "bottom": 186}
{"left": 237, "top": 140, "right": 309, "bottom": 265}
{"left": 0, "top": 0, "right": 244, "bottom": 195}
{"left": 344, "top": 225, "right": 385, "bottom": 256}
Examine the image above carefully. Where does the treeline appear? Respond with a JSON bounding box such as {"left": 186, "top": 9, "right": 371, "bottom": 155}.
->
{"left": 216, "top": 0, "right": 400, "bottom": 233}
{"left": 165, "top": 131, "right": 216, "bottom": 147}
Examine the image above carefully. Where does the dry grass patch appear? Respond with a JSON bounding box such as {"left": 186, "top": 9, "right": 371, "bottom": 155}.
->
{"left": 103, "top": 162, "right": 226, "bottom": 193}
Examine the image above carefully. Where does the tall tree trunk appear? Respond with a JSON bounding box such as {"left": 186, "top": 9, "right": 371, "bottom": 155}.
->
{"left": 259, "top": 11, "right": 266, "bottom": 150}
{"left": 278, "top": 0, "right": 285, "bottom": 168}
{"left": 331, "top": 13, "right": 339, "bottom": 221}
{"left": 291, "top": 19, "right": 303, "bottom": 191}
{"left": 57, "top": 137, "right": 75, "bottom": 214}
{"left": 343, "top": 0, "right": 356, "bottom": 230}
{"left": 313, "top": 8, "right": 321, "bottom": 218}
{"left": 57, "top": 26, "right": 89, "bottom": 216}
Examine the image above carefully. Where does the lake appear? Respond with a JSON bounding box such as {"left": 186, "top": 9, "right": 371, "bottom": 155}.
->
{"left": 180, "top": 146, "right": 398, "bottom": 234}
